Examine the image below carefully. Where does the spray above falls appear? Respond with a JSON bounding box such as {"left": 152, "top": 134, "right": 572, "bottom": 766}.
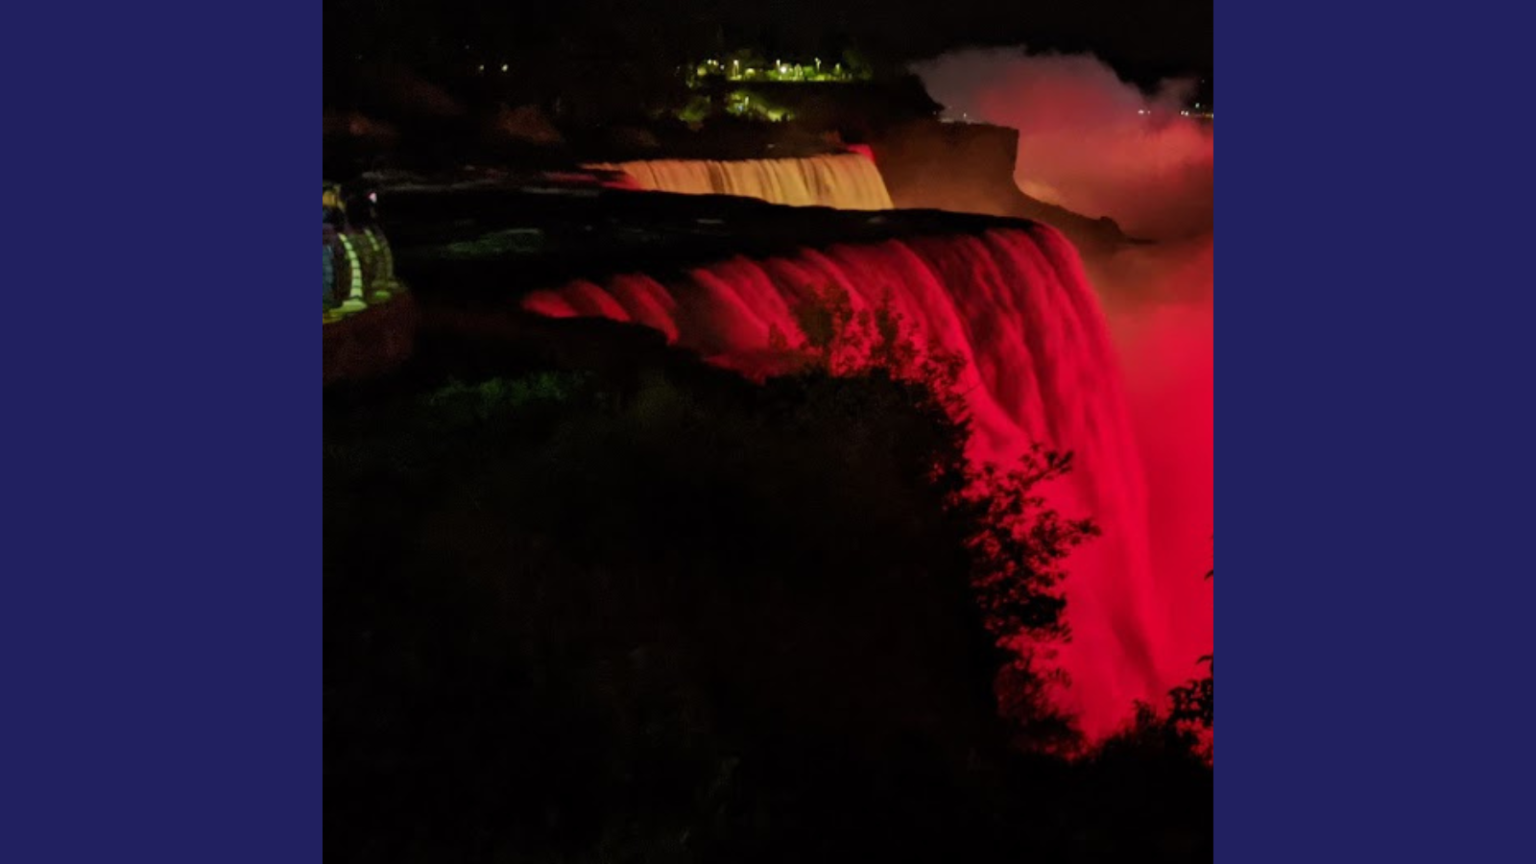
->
{"left": 523, "top": 221, "right": 1171, "bottom": 736}
{"left": 913, "top": 48, "right": 1214, "bottom": 241}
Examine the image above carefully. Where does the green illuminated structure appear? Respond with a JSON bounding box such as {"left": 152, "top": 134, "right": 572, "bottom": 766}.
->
{"left": 324, "top": 183, "right": 405, "bottom": 323}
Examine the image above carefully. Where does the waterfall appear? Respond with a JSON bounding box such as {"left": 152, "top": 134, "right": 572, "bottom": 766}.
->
{"left": 522, "top": 223, "right": 1170, "bottom": 737}
{"left": 588, "top": 153, "right": 895, "bottom": 211}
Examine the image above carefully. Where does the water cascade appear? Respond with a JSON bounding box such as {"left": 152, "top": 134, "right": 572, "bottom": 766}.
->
{"left": 522, "top": 222, "right": 1170, "bottom": 736}
{"left": 588, "top": 153, "right": 895, "bottom": 211}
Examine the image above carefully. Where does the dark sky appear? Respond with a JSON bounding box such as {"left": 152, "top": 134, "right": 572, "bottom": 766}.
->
{"left": 717, "top": 0, "right": 1211, "bottom": 75}
{"left": 326, "top": 0, "right": 1212, "bottom": 81}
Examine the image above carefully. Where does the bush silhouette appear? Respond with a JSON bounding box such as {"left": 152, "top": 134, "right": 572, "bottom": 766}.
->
{"left": 324, "top": 312, "right": 1208, "bottom": 862}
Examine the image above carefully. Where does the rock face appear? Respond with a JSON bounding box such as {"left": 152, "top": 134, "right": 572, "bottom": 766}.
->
{"left": 488, "top": 104, "right": 564, "bottom": 147}
{"left": 871, "top": 119, "right": 1127, "bottom": 254}
{"left": 324, "top": 294, "right": 417, "bottom": 386}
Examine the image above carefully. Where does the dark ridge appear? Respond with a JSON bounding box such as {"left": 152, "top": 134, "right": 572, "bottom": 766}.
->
{"left": 376, "top": 180, "right": 1063, "bottom": 309}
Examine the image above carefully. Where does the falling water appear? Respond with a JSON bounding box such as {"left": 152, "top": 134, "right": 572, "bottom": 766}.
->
{"left": 522, "top": 223, "right": 1168, "bottom": 737}
{"left": 587, "top": 153, "right": 895, "bottom": 210}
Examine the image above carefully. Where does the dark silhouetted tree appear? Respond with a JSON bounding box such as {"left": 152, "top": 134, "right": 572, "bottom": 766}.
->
{"left": 1170, "top": 569, "right": 1214, "bottom": 732}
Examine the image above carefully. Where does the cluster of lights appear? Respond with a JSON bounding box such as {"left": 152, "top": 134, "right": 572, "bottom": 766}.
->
{"left": 689, "top": 56, "right": 863, "bottom": 84}
{"left": 1135, "top": 104, "right": 1213, "bottom": 120}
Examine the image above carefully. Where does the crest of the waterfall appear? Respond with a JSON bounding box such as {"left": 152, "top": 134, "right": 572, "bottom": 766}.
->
{"left": 522, "top": 224, "right": 1169, "bottom": 737}
{"left": 585, "top": 153, "right": 895, "bottom": 211}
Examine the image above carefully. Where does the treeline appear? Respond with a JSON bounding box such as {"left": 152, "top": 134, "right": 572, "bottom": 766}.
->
{"left": 324, "top": 312, "right": 1210, "bottom": 862}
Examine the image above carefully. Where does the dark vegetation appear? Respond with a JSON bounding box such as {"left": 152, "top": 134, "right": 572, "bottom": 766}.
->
{"left": 322, "top": 60, "right": 940, "bottom": 181}
{"left": 325, "top": 293, "right": 1211, "bottom": 862}
{"left": 321, "top": 1, "right": 1210, "bottom": 181}
{"left": 1170, "top": 569, "right": 1215, "bottom": 757}
{"left": 321, "top": 11, "right": 936, "bottom": 179}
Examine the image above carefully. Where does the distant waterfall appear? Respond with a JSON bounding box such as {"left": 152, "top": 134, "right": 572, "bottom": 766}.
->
{"left": 588, "top": 153, "right": 895, "bottom": 210}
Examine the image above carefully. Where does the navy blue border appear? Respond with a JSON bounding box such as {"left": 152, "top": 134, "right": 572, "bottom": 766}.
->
{"left": 6, "top": 1, "right": 1532, "bottom": 861}
{"left": 1221, "top": 2, "right": 1535, "bottom": 861}
{"left": 2, "top": 7, "right": 320, "bottom": 862}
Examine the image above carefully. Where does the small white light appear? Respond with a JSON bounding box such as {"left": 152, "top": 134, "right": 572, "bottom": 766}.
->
{"left": 501, "top": 63, "right": 509, "bottom": 73}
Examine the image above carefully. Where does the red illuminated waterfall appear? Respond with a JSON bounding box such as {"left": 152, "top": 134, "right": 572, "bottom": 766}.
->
{"left": 523, "top": 223, "right": 1170, "bottom": 736}
{"left": 588, "top": 153, "right": 895, "bottom": 210}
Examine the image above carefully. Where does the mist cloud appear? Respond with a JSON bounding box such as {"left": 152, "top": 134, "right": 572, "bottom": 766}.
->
{"left": 913, "top": 48, "right": 1213, "bottom": 241}
{"left": 912, "top": 46, "right": 1215, "bottom": 687}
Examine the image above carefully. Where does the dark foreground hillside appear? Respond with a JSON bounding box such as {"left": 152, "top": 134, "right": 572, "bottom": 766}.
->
{"left": 324, "top": 325, "right": 1211, "bottom": 863}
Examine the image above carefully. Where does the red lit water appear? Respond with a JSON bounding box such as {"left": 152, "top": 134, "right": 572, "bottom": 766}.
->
{"left": 524, "top": 223, "right": 1174, "bottom": 737}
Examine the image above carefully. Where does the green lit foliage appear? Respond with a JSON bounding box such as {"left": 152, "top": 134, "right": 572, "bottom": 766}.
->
{"left": 427, "top": 228, "right": 545, "bottom": 262}
{"left": 675, "top": 94, "right": 713, "bottom": 125}
{"left": 838, "top": 47, "right": 874, "bottom": 81}
{"left": 422, "top": 374, "right": 587, "bottom": 428}
{"left": 688, "top": 51, "right": 870, "bottom": 85}
{"left": 670, "top": 85, "right": 794, "bottom": 123}
{"left": 723, "top": 89, "right": 792, "bottom": 122}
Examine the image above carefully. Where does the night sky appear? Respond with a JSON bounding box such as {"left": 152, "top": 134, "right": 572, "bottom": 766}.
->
{"left": 326, "top": 0, "right": 1212, "bottom": 83}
